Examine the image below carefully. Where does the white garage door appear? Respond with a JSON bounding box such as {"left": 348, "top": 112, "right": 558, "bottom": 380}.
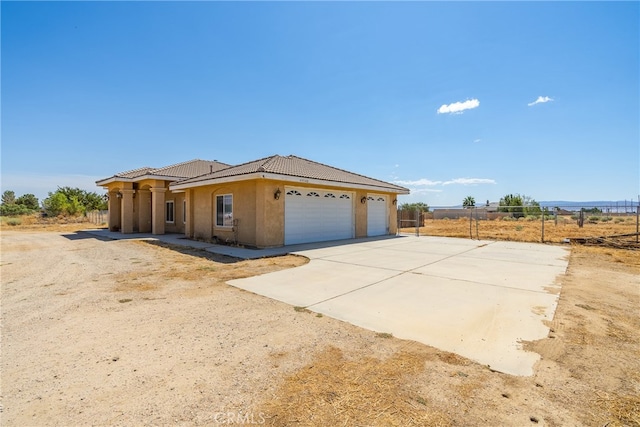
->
{"left": 367, "top": 195, "right": 388, "bottom": 236}
{"left": 285, "top": 188, "right": 355, "bottom": 245}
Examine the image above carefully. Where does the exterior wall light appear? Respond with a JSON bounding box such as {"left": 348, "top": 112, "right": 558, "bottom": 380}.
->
{"left": 392, "top": 199, "right": 397, "bottom": 205}
{"left": 274, "top": 188, "right": 281, "bottom": 200}
{"left": 361, "top": 196, "right": 367, "bottom": 204}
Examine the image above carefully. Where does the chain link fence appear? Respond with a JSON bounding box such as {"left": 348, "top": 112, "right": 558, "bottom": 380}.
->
{"left": 398, "top": 204, "right": 639, "bottom": 248}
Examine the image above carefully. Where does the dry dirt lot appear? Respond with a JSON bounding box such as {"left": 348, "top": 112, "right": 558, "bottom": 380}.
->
{"left": 410, "top": 216, "right": 639, "bottom": 247}
{"left": 1, "top": 225, "right": 639, "bottom": 426}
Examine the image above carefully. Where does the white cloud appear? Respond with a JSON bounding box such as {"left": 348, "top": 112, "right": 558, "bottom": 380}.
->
{"left": 437, "top": 98, "right": 480, "bottom": 114}
{"left": 473, "top": 139, "right": 482, "bottom": 143}
{"left": 394, "top": 178, "right": 443, "bottom": 186}
{"left": 410, "top": 188, "right": 443, "bottom": 194}
{"left": 393, "top": 178, "right": 496, "bottom": 194}
{"left": 527, "top": 96, "right": 553, "bottom": 106}
{"left": 394, "top": 177, "right": 496, "bottom": 188}
{"left": 443, "top": 178, "right": 496, "bottom": 185}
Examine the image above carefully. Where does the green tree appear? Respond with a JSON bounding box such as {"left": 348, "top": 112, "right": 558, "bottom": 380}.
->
{"left": 499, "top": 193, "right": 525, "bottom": 217}
{"left": 43, "top": 192, "right": 70, "bottom": 217}
{"left": 499, "top": 194, "right": 542, "bottom": 218}
{"left": 1, "top": 191, "right": 40, "bottom": 216}
{"left": 399, "top": 202, "right": 430, "bottom": 213}
{"left": 83, "top": 192, "right": 108, "bottom": 211}
{"left": 66, "top": 196, "right": 85, "bottom": 216}
{"left": 0, "top": 204, "right": 32, "bottom": 216}
{"left": 57, "top": 187, "right": 107, "bottom": 211}
{"left": 523, "top": 197, "right": 542, "bottom": 216}
{"left": 15, "top": 194, "right": 39, "bottom": 210}
{"left": 2, "top": 190, "right": 16, "bottom": 205}
{"left": 43, "top": 187, "right": 107, "bottom": 216}
{"left": 462, "top": 196, "right": 475, "bottom": 209}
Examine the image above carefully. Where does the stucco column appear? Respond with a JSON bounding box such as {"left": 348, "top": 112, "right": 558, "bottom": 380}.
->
{"left": 138, "top": 189, "right": 152, "bottom": 233}
{"left": 120, "top": 189, "right": 135, "bottom": 234}
{"left": 108, "top": 191, "right": 121, "bottom": 232}
{"left": 150, "top": 187, "right": 166, "bottom": 235}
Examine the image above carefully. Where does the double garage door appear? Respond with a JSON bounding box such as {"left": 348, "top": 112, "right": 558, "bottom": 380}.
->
{"left": 284, "top": 187, "right": 388, "bottom": 245}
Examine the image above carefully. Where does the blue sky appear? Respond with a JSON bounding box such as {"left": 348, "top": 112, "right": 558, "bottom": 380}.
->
{"left": 2, "top": 1, "right": 638, "bottom": 207}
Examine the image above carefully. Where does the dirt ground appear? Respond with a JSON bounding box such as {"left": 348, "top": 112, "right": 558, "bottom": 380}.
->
{"left": 1, "top": 226, "right": 638, "bottom": 426}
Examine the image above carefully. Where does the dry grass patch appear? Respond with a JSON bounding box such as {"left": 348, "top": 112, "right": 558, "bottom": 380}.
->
{"left": 410, "top": 217, "right": 638, "bottom": 245}
{"left": 0, "top": 213, "right": 104, "bottom": 233}
{"left": 109, "top": 240, "right": 308, "bottom": 293}
{"left": 594, "top": 391, "right": 640, "bottom": 427}
{"left": 260, "top": 345, "right": 450, "bottom": 427}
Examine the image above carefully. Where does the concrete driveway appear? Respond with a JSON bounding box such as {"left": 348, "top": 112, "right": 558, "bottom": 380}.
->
{"left": 228, "top": 236, "right": 569, "bottom": 376}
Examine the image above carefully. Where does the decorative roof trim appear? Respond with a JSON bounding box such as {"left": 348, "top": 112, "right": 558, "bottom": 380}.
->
{"left": 170, "top": 172, "right": 410, "bottom": 194}
{"left": 96, "top": 174, "right": 187, "bottom": 187}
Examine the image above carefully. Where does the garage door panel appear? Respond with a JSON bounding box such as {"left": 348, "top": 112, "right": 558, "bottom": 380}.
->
{"left": 285, "top": 188, "right": 354, "bottom": 245}
{"left": 367, "top": 195, "right": 388, "bottom": 237}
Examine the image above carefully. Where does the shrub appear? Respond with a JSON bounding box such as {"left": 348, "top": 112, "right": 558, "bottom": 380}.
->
{"left": 601, "top": 216, "right": 612, "bottom": 223}
{"left": 5, "top": 218, "right": 22, "bottom": 226}
{"left": 588, "top": 216, "right": 600, "bottom": 222}
{"left": 614, "top": 217, "right": 626, "bottom": 224}
{"left": 0, "top": 204, "right": 32, "bottom": 216}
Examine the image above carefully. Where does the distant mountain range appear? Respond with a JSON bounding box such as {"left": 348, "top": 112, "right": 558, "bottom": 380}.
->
{"left": 437, "top": 200, "right": 638, "bottom": 212}
{"left": 539, "top": 200, "right": 639, "bottom": 209}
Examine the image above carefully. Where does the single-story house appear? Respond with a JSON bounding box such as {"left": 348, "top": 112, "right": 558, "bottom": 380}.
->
{"left": 96, "top": 155, "right": 409, "bottom": 248}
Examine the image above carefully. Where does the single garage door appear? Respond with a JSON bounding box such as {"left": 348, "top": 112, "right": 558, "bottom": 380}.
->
{"left": 367, "top": 195, "right": 388, "bottom": 236}
{"left": 285, "top": 188, "right": 355, "bottom": 245}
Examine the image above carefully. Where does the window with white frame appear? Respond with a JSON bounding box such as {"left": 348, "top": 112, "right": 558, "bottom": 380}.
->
{"left": 216, "top": 194, "right": 233, "bottom": 227}
{"left": 166, "top": 200, "right": 175, "bottom": 223}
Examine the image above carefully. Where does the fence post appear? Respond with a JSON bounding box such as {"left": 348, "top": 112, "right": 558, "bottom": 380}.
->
{"left": 636, "top": 204, "right": 639, "bottom": 244}
{"left": 415, "top": 209, "right": 420, "bottom": 237}
{"left": 475, "top": 208, "right": 479, "bottom": 240}
{"left": 541, "top": 210, "right": 545, "bottom": 243}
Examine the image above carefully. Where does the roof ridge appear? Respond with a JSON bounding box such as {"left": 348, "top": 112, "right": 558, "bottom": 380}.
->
{"left": 151, "top": 158, "right": 204, "bottom": 173}
{"left": 258, "top": 154, "right": 281, "bottom": 171}
{"left": 236, "top": 154, "right": 278, "bottom": 171}
{"left": 116, "top": 166, "right": 154, "bottom": 177}
{"left": 284, "top": 155, "right": 399, "bottom": 188}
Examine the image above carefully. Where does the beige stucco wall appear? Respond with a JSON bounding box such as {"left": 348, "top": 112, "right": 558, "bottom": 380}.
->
{"left": 188, "top": 179, "right": 400, "bottom": 248}
{"left": 190, "top": 180, "right": 259, "bottom": 246}
{"left": 255, "top": 180, "right": 285, "bottom": 247}
{"left": 104, "top": 175, "right": 400, "bottom": 245}
{"left": 354, "top": 190, "right": 368, "bottom": 238}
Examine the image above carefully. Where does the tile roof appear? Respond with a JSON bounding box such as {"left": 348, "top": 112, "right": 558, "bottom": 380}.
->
{"left": 175, "top": 155, "right": 409, "bottom": 193}
{"left": 151, "top": 159, "right": 230, "bottom": 178}
{"left": 114, "top": 166, "right": 155, "bottom": 179}
{"left": 98, "top": 159, "right": 229, "bottom": 184}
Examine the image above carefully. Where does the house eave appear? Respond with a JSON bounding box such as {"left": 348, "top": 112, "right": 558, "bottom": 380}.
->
{"left": 96, "top": 174, "right": 186, "bottom": 187}
{"left": 96, "top": 177, "right": 133, "bottom": 186}
{"left": 170, "top": 172, "right": 410, "bottom": 194}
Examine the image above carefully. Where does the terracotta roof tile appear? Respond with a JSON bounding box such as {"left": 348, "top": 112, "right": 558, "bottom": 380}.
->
{"left": 114, "top": 167, "right": 155, "bottom": 179}
{"left": 176, "top": 155, "right": 409, "bottom": 193}
{"left": 102, "top": 159, "right": 230, "bottom": 182}
{"left": 152, "top": 159, "right": 230, "bottom": 178}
